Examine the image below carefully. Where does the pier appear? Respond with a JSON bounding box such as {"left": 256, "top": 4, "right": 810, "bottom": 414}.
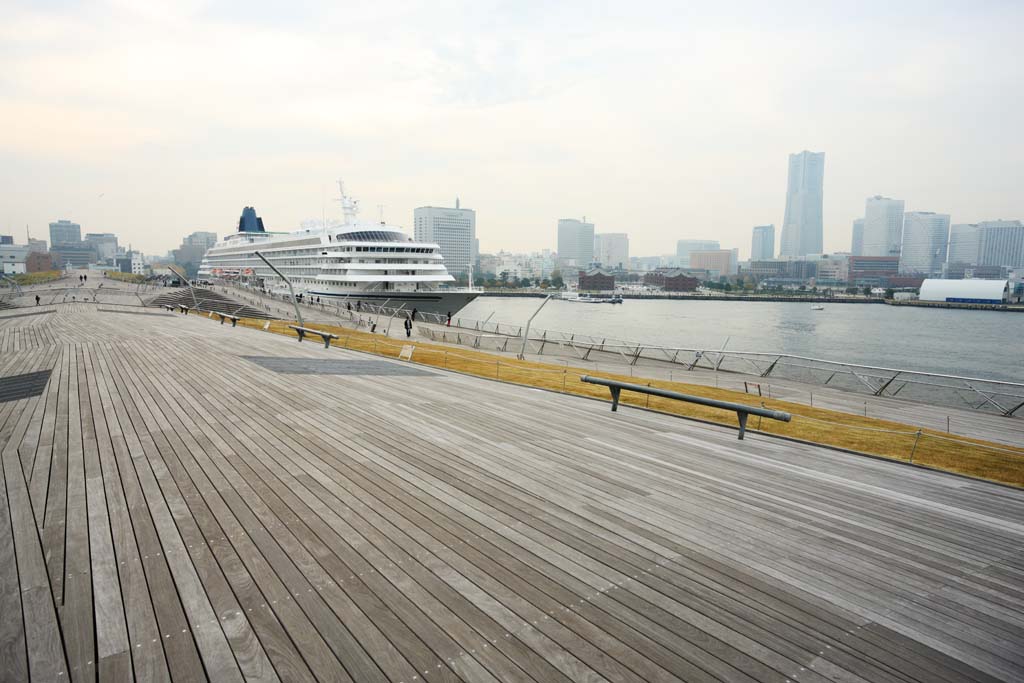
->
{"left": 2, "top": 281, "right": 1024, "bottom": 681}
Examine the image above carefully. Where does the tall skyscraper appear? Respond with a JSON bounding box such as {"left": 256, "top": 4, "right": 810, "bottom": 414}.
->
{"left": 557, "top": 218, "right": 595, "bottom": 267}
{"left": 947, "top": 224, "right": 979, "bottom": 265}
{"left": 676, "top": 239, "right": 720, "bottom": 267}
{"left": 750, "top": 225, "right": 775, "bottom": 261}
{"left": 851, "top": 218, "right": 865, "bottom": 256}
{"left": 594, "top": 233, "right": 629, "bottom": 269}
{"left": 49, "top": 219, "right": 81, "bottom": 246}
{"left": 977, "top": 220, "right": 1024, "bottom": 269}
{"left": 861, "top": 196, "right": 905, "bottom": 257}
{"left": 779, "top": 151, "right": 824, "bottom": 257}
{"left": 899, "top": 212, "right": 950, "bottom": 275}
{"left": 84, "top": 232, "right": 119, "bottom": 261}
{"left": 415, "top": 201, "right": 477, "bottom": 275}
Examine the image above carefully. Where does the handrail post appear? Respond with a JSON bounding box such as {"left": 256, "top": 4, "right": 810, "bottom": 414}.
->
{"left": 255, "top": 250, "right": 303, "bottom": 328}
{"left": 518, "top": 295, "right": 552, "bottom": 360}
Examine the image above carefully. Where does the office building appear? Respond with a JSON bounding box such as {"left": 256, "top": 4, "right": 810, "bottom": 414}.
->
{"left": 848, "top": 256, "right": 900, "bottom": 286}
{"left": 861, "top": 196, "right": 905, "bottom": 257}
{"left": 557, "top": 218, "right": 595, "bottom": 268}
{"left": 84, "top": 232, "right": 119, "bottom": 261}
{"left": 947, "top": 224, "right": 979, "bottom": 265}
{"left": 27, "top": 238, "right": 47, "bottom": 253}
{"left": 751, "top": 225, "right": 775, "bottom": 261}
{"left": 0, "top": 235, "right": 13, "bottom": 245}
{"left": 676, "top": 239, "right": 720, "bottom": 268}
{"left": 49, "top": 243, "right": 97, "bottom": 269}
{"left": 183, "top": 231, "right": 219, "bottom": 249}
{"left": 977, "top": 220, "right": 1024, "bottom": 269}
{"left": 594, "top": 233, "right": 629, "bottom": 269}
{"left": 851, "top": 219, "right": 864, "bottom": 256}
{"left": 415, "top": 201, "right": 476, "bottom": 275}
{"left": 49, "top": 219, "right": 81, "bottom": 246}
{"left": 779, "top": 151, "right": 825, "bottom": 257}
{"left": 0, "top": 246, "right": 30, "bottom": 274}
{"left": 690, "top": 249, "right": 739, "bottom": 276}
{"left": 899, "top": 212, "right": 950, "bottom": 276}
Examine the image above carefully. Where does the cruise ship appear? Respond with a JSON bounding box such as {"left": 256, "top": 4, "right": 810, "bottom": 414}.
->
{"left": 198, "top": 184, "right": 480, "bottom": 316}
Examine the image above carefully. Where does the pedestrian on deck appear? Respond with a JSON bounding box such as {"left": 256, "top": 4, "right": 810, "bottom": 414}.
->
{"left": 404, "top": 316, "right": 412, "bottom": 338}
{"left": 411, "top": 307, "right": 418, "bottom": 321}
{"left": 35, "top": 295, "right": 40, "bottom": 306}
{"left": 446, "top": 311, "right": 452, "bottom": 326}
{"left": 370, "top": 319, "right": 377, "bottom": 333}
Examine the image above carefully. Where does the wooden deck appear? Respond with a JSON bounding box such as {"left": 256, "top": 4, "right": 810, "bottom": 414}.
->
{"left": 1, "top": 304, "right": 1023, "bottom": 682}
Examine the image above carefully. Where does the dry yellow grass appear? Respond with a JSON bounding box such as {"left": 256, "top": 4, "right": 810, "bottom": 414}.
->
{"left": 224, "top": 314, "right": 1024, "bottom": 487}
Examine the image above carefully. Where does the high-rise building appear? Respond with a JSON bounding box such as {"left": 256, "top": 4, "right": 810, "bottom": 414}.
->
{"left": 690, "top": 249, "right": 739, "bottom": 276}
{"left": 183, "top": 231, "right": 219, "bottom": 249}
{"left": 899, "top": 212, "right": 950, "bottom": 275}
{"left": 84, "top": 232, "right": 119, "bottom": 261}
{"left": 751, "top": 225, "right": 775, "bottom": 261}
{"left": 851, "top": 218, "right": 865, "bottom": 256}
{"left": 947, "top": 224, "right": 979, "bottom": 265}
{"left": 676, "top": 239, "right": 720, "bottom": 268}
{"left": 414, "top": 201, "right": 476, "bottom": 275}
{"left": 557, "top": 218, "right": 595, "bottom": 268}
{"left": 594, "top": 233, "right": 629, "bottom": 269}
{"left": 861, "top": 196, "right": 905, "bottom": 257}
{"left": 49, "top": 219, "right": 81, "bottom": 246}
{"left": 779, "top": 151, "right": 825, "bottom": 257}
{"left": 977, "top": 220, "right": 1024, "bottom": 269}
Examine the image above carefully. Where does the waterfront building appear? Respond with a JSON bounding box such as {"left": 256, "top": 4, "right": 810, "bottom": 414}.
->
{"left": 557, "top": 218, "right": 595, "bottom": 268}
{"left": 49, "top": 243, "right": 97, "bottom": 269}
{"left": 849, "top": 255, "right": 900, "bottom": 286}
{"left": 49, "top": 219, "right": 81, "bottom": 246}
{"left": 594, "top": 233, "right": 629, "bottom": 269}
{"left": 577, "top": 268, "right": 615, "bottom": 291}
{"left": 690, "top": 249, "right": 738, "bottom": 277}
{"left": 643, "top": 269, "right": 700, "bottom": 291}
{"left": 779, "top": 150, "right": 825, "bottom": 257}
{"left": 415, "top": 200, "right": 476, "bottom": 275}
{"left": 851, "top": 218, "right": 865, "bottom": 256}
{"left": 899, "top": 212, "right": 950, "bottom": 276}
{"left": 751, "top": 225, "right": 775, "bottom": 260}
{"left": 947, "top": 224, "right": 979, "bottom": 266}
{"left": 862, "top": 196, "right": 905, "bottom": 257}
{"left": 676, "top": 239, "right": 720, "bottom": 268}
{"left": 919, "top": 279, "right": 1009, "bottom": 304}
{"left": 976, "top": 220, "right": 1024, "bottom": 269}
{"left": 815, "top": 254, "right": 850, "bottom": 284}
{"left": 84, "top": 232, "right": 119, "bottom": 262}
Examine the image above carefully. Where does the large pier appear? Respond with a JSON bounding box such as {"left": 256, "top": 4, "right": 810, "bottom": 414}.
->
{"left": 1, "top": 281, "right": 1023, "bottom": 681}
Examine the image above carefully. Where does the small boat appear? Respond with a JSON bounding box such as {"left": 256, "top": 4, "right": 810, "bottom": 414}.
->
{"left": 811, "top": 304, "right": 825, "bottom": 311}
{"left": 564, "top": 293, "right": 623, "bottom": 304}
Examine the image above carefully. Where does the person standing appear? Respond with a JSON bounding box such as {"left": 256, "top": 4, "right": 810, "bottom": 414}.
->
{"left": 404, "top": 316, "right": 412, "bottom": 338}
{"left": 446, "top": 311, "right": 452, "bottom": 327}
{"left": 411, "top": 307, "right": 418, "bottom": 322}
{"left": 35, "top": 295, "right": 40, "bottom": 306}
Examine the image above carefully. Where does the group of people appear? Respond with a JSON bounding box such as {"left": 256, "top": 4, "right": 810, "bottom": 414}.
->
{"left": 77, "top": 274, "right": 88, "bottom": 284}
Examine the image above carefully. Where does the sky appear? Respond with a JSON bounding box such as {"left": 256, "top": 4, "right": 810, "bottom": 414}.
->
{"left": 1, "top": 0, "right": 1022, "bottom": 260}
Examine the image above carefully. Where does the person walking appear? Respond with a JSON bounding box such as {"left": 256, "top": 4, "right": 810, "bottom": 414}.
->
{"left": 411, "top": 307, "right": 418, "bottom": 322}
{"left": 446, "top": 311, "right": 452, "bottom": 327}
{"left": 404, "top": 316, "right": 412, "bottom": 338}
{"left": 35, "top": 294, "right": 40, "bottom": 306}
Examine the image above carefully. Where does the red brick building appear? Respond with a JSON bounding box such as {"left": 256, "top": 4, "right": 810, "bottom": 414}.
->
{"left": 577, "top": 268, "right": 615, "bottom": 292}
{"left": 644, "top": 269, "right": 700, "bottom": 291}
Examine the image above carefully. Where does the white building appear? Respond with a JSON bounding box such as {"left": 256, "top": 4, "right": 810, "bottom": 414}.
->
{"left": 414, "top": 201, "right": 476, "bottom": 276}
{"left": 676, "top": 239, "right": 720, "bottom": 268}
{"left": 751, "top": 225, "right": 775, "bottom": 260}
{"left": 557, "top": 218, "right": 595, "bottom": 268}
{"left": 899, "top": 212, "right": 950, "bottom": 276}
{"left": 851, "top": 218, "right": 865, "bottom": 256}
{"left": 0, "top": 245, "right": 29, "bottom": 274}
{"left": 594, "top": 233, "right": 629, "bottom": 269}
{"left": 919, "top": 279, "right": 1008, "bottom": 304}
{"left": 779, "top": 151, "right": 825, "bottom": 257}
{"left": 862, "top": 196, "right": 905, "bottom": 257}
{"left": 947, "top": 224, "right": 979, "bottom": 265}
{"left": 977, "top": 220, "right": 1024, "bottom": 269}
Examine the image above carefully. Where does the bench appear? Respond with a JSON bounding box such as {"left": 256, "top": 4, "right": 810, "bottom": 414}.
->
{"left": 581, "top": 375, "right": 791, "bottom": 440}
{"left": 178, "top": 305, "right": 191, "bottom": 314}
{"left": 161, "top": 305, "right": 175, "bottom": 312}
{"left": 215, "top": 312, "right": 241, "bottom": 327}
{"left": 288, "top": 325, "right": 340, "bottom": 348}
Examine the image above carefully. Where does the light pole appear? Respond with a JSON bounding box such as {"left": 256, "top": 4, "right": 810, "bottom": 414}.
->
{"left": 517, "top": 295, "right": 551, "bottom": 360}
{"left": 255, "top": 251, "right": 303, "bottom": 327}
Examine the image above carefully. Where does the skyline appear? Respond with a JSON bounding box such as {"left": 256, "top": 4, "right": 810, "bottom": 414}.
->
{"left": 2, "top": 1, "right": 1022, "bottom": 259}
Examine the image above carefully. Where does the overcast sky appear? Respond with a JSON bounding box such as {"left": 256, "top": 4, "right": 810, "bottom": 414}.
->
{"left": 1, "top": 1, "right": 1021, "bottom": 259}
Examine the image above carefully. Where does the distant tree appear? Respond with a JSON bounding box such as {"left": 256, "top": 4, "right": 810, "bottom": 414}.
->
{"left": 540, "top": 278, "right": 551, "bottom": 288}
{"left": 518, "top": 277, "right": 532, "bottom": 288}
{"left": 550, "top": 274, "right": 564, "bottom": 289}
{"left": 862, "top": 286, "right": 872, "bottom": 296}
{"left": 798, "top": 285, "right": 807, "bottom": 292}
{"left": 884, "top": 288, "right": 895, "bottom": 299}
{"left": 845, "top": 286, "right": 858, "bottom": 294}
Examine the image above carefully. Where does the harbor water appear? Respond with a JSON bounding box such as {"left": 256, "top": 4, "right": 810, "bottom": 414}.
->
{"left": 457, "top": 297, "right": 1024, "bottom": 383}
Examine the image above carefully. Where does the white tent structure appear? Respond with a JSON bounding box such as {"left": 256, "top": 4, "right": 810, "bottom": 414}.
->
{"left": 919, "top": 279, "right": 1008, "bottom": 304}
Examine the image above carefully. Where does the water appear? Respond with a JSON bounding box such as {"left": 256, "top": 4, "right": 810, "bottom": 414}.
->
{"left": 457, "top": 297, "right": 1024, "bottom": 383}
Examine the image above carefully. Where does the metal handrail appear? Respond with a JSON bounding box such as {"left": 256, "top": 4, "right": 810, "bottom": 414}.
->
{"left": 581, "top": 375, "right": 791, "bottom": 439}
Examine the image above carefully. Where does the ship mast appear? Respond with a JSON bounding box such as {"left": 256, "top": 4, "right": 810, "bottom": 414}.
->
{"left": 335, "top": 180, "right": 360, "bottom": 225}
